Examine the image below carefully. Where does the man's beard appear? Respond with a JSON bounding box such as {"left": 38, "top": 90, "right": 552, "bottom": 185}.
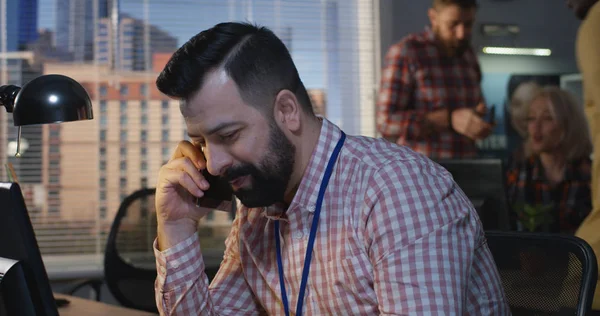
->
{"left": 433, "top": 27, "right": 470, "bottom": 56}
{"left": 224, "top": 122, "right": 295, "bottom": 208}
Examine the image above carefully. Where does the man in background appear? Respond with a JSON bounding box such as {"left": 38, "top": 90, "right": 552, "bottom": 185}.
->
{"left": 376, "top": 0, "right": 493, "bottom": 159}
{"left": 566, "top": 0, "right": 600, "bottom": 310}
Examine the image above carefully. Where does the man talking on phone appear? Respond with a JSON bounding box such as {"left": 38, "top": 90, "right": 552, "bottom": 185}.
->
{"left": 153, "top": 22, "right": 509, "bottom": 315}
{"left": 377, "top": 0, "right": 493, "bottom": 159}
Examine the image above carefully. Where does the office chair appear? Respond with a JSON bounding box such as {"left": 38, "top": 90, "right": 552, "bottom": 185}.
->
{"left": 486, "top": 231, "right": 597, "bottom": 316}
{"left": 104, "top": 187, "right": 159, "bottom": 313}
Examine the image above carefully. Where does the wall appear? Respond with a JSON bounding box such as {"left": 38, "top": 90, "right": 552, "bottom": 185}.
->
{"left": 379, "top": 0, "right": 582, "bottom": 74}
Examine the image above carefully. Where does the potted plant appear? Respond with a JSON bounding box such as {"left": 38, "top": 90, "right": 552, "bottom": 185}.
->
{"left": 515, "top": 203, "right": 555, "bottom": 276}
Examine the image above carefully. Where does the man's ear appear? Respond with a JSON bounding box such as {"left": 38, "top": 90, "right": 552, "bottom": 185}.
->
{"left": 273, "top": 89, "right": 301, "bottom": 133}
{"left": 427, "top": 8, "right": 437, "bottom": 27}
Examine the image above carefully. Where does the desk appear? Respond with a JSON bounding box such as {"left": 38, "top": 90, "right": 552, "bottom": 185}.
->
{"left": 54, "top": 294, "right": 156, "bottom": 316}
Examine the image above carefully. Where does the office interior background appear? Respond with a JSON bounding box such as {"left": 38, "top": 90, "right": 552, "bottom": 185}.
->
{"left": 0, "top": 0, "right": 584, "bottom": 306}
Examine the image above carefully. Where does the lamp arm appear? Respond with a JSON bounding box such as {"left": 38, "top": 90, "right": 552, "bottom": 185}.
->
{"left": 0, "top": 85, "right": 21, "bottom": 113}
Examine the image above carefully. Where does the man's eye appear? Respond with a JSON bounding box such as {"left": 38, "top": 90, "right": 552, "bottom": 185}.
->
{"left": 219, "top": 131, "right": 238, "bottom": 142}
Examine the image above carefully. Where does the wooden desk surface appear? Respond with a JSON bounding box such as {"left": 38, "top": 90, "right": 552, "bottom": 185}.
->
{"left": 54, "top": 294, "right": 156, "bottom": 316}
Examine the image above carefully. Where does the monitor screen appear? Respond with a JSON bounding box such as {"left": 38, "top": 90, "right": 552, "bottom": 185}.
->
{"left": 436, "top": 159, "right": 510, "bottom": 231}
{"left": 0, "top": 182, "right": 58, "bottom": 316}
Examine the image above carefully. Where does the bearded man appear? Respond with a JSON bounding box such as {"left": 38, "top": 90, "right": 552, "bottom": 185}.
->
{"left": 377, "top": 0, "right": 493, "bottom": 159}
{"left": 152, "top": 21, "right": 509, "bottom": 315}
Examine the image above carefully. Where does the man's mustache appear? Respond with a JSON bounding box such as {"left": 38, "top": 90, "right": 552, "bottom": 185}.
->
{"left": 223, "top": 164, "right": 257, "bottom": 182}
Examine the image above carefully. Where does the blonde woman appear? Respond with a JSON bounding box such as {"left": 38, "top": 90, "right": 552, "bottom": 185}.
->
{"left": 505, "top": 86, "right": 592, "bottom": 233}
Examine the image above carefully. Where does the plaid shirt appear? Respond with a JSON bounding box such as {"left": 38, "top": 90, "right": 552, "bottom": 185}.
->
{"left": 154, "top": 119, "right": 509, "bottom": 315}
{"left": 506, "top": 155, "right": 592, "bottom": 233}
{"left": 377, "top": 27, "right": 484, "bottom": 159}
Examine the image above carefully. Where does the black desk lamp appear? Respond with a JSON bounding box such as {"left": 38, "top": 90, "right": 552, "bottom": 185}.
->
{"left": 0, "top": 74, "right": 93, "bottom": 156}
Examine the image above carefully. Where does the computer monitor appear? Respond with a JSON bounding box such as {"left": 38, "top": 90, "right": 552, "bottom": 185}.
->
{"left": 0, "top": 182, "right": 59, "bottom": 316}
{"left": 436, "top": 159, "right": 510, "bottom": 231}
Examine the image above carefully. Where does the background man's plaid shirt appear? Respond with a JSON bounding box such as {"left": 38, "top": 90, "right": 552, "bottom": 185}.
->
{"left": 506, "top": 155, "right": 592, "bottom": 233}
{"left": 153, "top": 119, "right": 509, "bottom": 315}
{"left": 377, "top": 28, "right": 484, "bottom": 159}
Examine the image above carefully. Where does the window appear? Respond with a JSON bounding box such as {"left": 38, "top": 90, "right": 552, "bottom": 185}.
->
{"left": 99, "top": 147, "right": 106, "bottom": 156}
{"left": 11, "top": 1, "right": 378, "bottom": 267}
{"left": 120, "top": 177, "right": 127, "bottom": 188}
{"left": 120, "top": 115, "right": 127, "bottom": 125}
{"left": 141, "top": 177, "right": 148, "bottom": 188}
{"left": 50, "top": 146, "right": 59, "bottom": 153}
{"left": 120, "top": 146, "right": 127, "bottom": 156}
{"left": 140, "top": 83, "right": 148, "bottom": 97}
{"left": 99, "top": 85, "right": 107, "bottom": 97}
{"left": 140, "top": 130, "right": 147, "bottom": 142}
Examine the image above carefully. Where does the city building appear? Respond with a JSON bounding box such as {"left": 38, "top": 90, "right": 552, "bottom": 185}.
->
{"left": 95, "top": 14, "right": 178, "bottom": 71}
{"left": 19, "top": 0, "right": 38, "bottom": 49}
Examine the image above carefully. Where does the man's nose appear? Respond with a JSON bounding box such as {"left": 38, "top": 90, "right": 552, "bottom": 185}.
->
{"left": 203, "top": 144, "right": 232, "bottom": 176}
{"left": 455, "top": 24, "right": 466, "bottom": 40}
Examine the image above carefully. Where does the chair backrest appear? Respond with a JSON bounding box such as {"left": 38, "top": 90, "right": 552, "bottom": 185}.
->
{"left": 486, "top": 231, "right": 598, "bottom": 316}
{"left": 104, "top": 188, "right": 158, "bottom": 313}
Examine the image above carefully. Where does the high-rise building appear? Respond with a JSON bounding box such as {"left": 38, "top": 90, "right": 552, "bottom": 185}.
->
{"left": 19, "top": 0, "right": 38, "bottom": 49}
{"left": 96, "top": 14, "right": 178, "bottom": 71}
{"left": 0, "top": 0, "right": 19, "bottom": 52}
{"left": 55, "top": 0, "right": 107, "bottom": 62}
{"left": 41, "top": 59, "right": 230, "bottom": 227}
{"left": 0, "top": 51, "right": 43, "bottom": 215}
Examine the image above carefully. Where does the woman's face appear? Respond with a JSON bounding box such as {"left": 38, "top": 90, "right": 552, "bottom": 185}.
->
{"left": 527, "top": 96, "right": 563, "bottom": 154}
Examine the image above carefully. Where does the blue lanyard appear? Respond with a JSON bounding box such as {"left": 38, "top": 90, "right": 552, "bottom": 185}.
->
{"left": 274, "top": 132, "right": 346, "bottom": 316}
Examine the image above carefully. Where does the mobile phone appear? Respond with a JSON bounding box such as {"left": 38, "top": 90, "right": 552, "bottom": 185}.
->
{"left": 487, "top": 105, "right": 496, "bottom": 124}
{"left": 196, "top": 169, "right": 234, "bottom": 207}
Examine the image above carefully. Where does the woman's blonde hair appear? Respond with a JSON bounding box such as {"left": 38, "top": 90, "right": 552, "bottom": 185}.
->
{"left": 526, "top": 86, "right": 592, "bottom": 160}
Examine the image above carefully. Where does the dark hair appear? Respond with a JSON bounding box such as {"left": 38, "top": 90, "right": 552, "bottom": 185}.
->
{"left": 432, "top": 0, "right": 478, "bottom": 9}
{"left": 156, "top": 22, "right": 314, "bottom": 116}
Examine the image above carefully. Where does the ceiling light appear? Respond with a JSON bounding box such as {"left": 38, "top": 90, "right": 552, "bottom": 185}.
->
{"left": 482, "top": 47, "right": 552, "bottom": 56}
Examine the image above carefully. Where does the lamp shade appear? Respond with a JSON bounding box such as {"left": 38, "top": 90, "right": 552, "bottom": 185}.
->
{"left": 11, "top": 74, "right": 93, "bottom": 126}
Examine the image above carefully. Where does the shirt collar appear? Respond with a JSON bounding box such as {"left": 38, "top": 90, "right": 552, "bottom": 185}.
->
{"left": 288, "top": 118, "right": 343, "bottom": 213}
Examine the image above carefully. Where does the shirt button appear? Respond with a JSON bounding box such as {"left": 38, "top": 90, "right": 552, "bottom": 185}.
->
{"left": 172, "top": 261, "right": 179, "bottom": 269}
{"left": 307, "top": 205, "right": 316, "bottom": 213}
{"left": 294, "top": 231, "right": 304, "bottom": 239}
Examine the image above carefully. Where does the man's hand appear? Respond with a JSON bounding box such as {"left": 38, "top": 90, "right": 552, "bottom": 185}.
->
{"left": 451, "top": 103, "right": 493, "bottom": 140}
{"left": 155, "top": 140, "right": 215, "bottom": 250}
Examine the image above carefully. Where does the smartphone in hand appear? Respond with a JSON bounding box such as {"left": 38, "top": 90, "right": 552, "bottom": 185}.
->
{"left": 196, "top": 169, "right": 233, "bottom": 208}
